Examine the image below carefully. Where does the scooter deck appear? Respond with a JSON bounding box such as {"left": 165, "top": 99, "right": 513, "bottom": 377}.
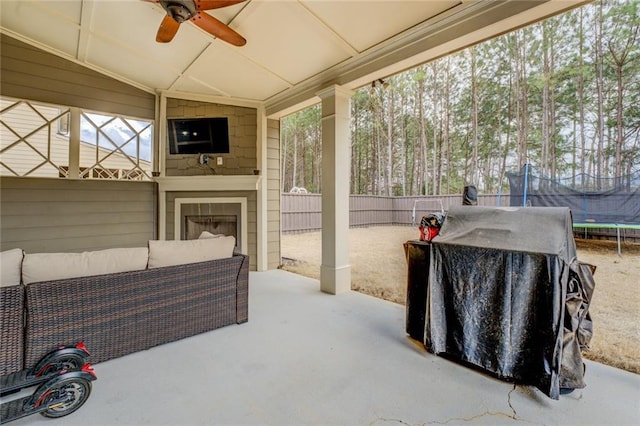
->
{"left": 0, "top": 370, "right": 42, "bottom": 395}
{"left": 0, "top": 394, "right": 47, "bottom": 423}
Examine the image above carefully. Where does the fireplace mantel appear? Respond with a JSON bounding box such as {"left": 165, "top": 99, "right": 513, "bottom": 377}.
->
{"left": 155, "top": 175, "right": 261, "bottom": 192}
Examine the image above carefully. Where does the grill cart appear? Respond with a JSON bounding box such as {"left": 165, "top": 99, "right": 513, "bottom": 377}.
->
{"left": 405, "top": 206, "right": 595, "bottom": 399}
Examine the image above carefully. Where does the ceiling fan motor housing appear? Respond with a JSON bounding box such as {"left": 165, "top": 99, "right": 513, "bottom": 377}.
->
{"left": 161, "top": 0, "right": 197, "bottom": 23}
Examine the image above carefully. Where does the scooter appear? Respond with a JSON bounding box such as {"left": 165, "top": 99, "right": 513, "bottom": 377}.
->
{"left": 0, "top": 342, "right": 97, "bottom": 423}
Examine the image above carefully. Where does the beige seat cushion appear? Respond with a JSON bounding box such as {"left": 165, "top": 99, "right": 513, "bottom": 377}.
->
{"left": 22, "top": 247, "right": 149, "bottom": 285}
{"left": 148, "top": 236, "right": 235, "bottom": 268}
{"left": 1, "top": 248, "right": 24, "bottom": 287}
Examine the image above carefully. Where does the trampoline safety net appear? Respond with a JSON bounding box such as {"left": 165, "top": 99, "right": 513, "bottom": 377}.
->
{"left": 506, "top": 164, "right": 640, "bottom": 224}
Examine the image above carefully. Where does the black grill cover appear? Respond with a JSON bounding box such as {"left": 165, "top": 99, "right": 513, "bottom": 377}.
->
{"left": 407, "top": 206, "right": 595, "bottom": 399}
{"left": 404, "top": 240, "right": 430, "bottom": 342}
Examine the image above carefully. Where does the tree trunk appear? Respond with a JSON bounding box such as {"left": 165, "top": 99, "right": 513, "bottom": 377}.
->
{"left": 444, "top": 56, "right": 452, "bottom": 194}
{"left": 471, "top": 47, "right": 479, "bottom": 185}
{"left": 549, "top": 23, "right": 557, "bottom": 179}
{"left": 386, "top": 86, "right": 395, "bottom": 196}
{"left": 418, "top": 73, "right": 428, "bottom": 195}
{"left": 292, "top": 131, "right": 298, "bottom": 188}
{"left": 542, "top": 21, "right": 550, "bottom": 176}
{"left": 595, "top": 0, "right": 605, "bottom": 182}
{"left": 499, "top": 69, "right": 513, "bottom": 193}
{"left": 578, "top": 7, "right": 586, "bottom": 178}
{"left": 431, "top": 63, "right": 439, "bottom": 195}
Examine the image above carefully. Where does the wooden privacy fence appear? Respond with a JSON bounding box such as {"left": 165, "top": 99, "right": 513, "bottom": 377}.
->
{"left": 282, "top": 193, "right": 507, "bottom": 233}
{"left": 282, "top": 193, "right": 639, "bottom": 243}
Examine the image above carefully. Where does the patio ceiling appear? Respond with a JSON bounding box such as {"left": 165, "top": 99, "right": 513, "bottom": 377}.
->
{"left": 0, "top": 0, "right": 589, "bottom": 117}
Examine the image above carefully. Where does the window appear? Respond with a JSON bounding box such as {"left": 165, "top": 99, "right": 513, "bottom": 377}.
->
{"left": 79, "top": 112, "right": 153, "bottom": 180}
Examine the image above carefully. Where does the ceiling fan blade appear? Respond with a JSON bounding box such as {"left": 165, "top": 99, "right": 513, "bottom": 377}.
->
{"left": 195, "top": 1, "right": 246, "bottom": 11}
{"left": 156, "top": 14, "right": 181, "bottom": 43}
{"left": 190, "top": 11, "right": 246, "bottom": 46}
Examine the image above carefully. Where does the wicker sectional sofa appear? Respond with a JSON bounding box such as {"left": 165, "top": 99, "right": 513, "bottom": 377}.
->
{"left": 0, "top": 279, "right": 24, "bottom": 375}
{"left": 0, "top": 238, "right": 249, "bottom": 375}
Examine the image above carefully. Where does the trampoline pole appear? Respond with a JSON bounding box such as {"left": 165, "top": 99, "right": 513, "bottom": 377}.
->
{"left": 617, "top": 226, "right": 621, "bottom": 257}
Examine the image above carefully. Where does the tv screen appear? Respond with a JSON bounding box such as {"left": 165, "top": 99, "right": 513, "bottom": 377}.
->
{"left": 168, "top": 117, "right": 230, "bottom": 155}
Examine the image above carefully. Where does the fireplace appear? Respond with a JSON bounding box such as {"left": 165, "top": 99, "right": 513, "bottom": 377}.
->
{"left": 174, "top": 197, "right": 248, "bottom": 254}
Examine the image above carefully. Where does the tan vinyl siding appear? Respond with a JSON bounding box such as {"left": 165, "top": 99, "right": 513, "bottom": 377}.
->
{"left": 0, "top": 34, "right": 155, "bottom": 119}
{"left": 266, "top": 119, "right": 281, "bottom": 269}
{"left": 0, "top": 177, "right": 156, "bottom": 253}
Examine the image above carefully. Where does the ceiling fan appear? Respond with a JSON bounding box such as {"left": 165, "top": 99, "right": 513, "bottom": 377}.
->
{"left": 148, "top": 0, "right": 246, "bottom": 46}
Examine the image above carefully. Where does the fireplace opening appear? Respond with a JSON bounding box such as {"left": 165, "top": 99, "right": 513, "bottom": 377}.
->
{"left": 176, "top": 198, "right": 246, "bottom": 254}
{"left": 185, "top": 215, "right": 238, "bottom": 242}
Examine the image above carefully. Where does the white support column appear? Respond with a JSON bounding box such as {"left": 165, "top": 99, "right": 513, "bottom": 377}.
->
{"left": 158, "top": 189, "right": 167, "bottom": 240}
{"left": 256, "top": 105, "right": 268, "bottom": 271}
{"left": 157, "top": 94, "right": 167, "bottom": 177}
{"left": 317, "top": 85, "right": 353, "bottom": 294}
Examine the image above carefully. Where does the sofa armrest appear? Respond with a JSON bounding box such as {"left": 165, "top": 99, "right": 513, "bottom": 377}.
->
{"left": 0, "top": 285, "right": 24, "bottom": 375}
{"left": 235, "top": 253, "right": 249, "bottom": 324}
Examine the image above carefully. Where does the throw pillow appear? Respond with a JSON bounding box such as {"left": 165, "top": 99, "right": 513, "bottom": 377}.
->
{"left": 22, "top": 247, "right": 149, "bottom": 285}
{"left": 147, "top": 236, "right": 235, "bottom": 268}
{"left": 0, "top": 248, "right": 24, "bottom": 287}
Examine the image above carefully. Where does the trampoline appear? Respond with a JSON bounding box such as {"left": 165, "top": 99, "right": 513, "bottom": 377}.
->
{"left": 507, "top": 165, "right": 640, "bottom": 253}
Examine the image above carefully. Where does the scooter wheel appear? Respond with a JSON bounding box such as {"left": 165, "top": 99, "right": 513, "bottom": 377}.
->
{"left": 39, "top": 377, "right": 92, "bottom": 418}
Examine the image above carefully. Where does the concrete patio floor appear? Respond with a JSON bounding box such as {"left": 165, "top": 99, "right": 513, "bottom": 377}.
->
{"left": 10, "top": 270, "right": 640, "bottom": 426}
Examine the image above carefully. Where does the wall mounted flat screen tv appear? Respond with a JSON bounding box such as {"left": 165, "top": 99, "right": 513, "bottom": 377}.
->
{"left": 168, "top": 117, "right": 230, "bottom": 155}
